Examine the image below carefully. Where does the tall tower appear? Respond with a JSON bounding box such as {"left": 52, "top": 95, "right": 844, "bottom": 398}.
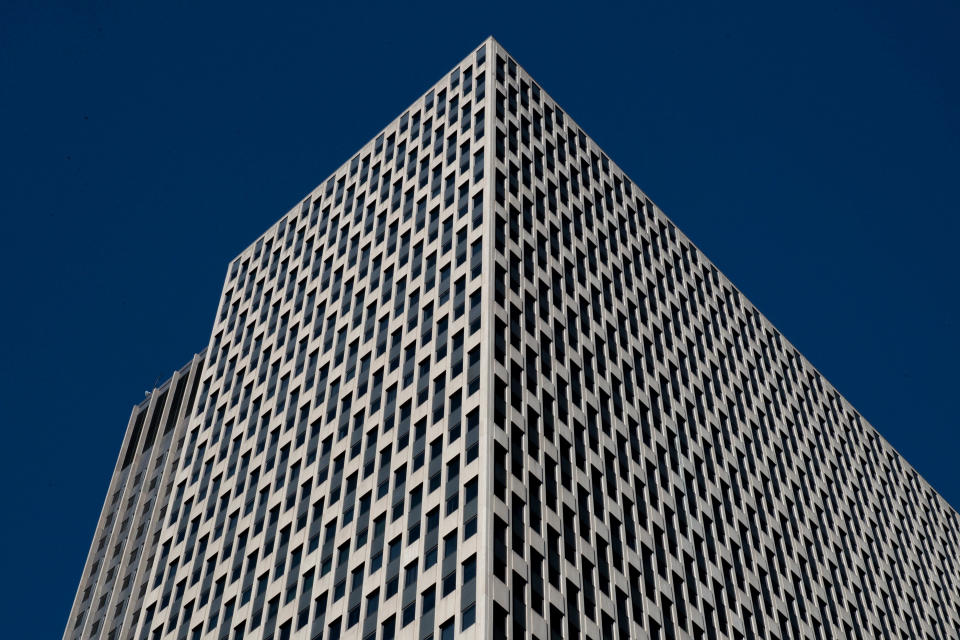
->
{"left": 65, "top": 37, "right": 960, "bottom": 640}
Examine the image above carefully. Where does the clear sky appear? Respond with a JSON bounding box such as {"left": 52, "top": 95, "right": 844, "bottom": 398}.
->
{"left": 1, "top": 1, "right": 957, "bottom": 635}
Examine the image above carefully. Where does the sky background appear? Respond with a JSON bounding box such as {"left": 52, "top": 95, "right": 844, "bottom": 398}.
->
{"left": 1, "top": 0, "right": 957, "bottom": 635}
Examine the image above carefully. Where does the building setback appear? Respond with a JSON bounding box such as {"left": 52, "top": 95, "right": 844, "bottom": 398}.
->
{"left": 64, "top": 37, "right": 960, "bottom": 640}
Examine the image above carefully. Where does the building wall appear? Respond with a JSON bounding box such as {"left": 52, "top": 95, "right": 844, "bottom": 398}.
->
{"left": 63, "top": 36, "right": 960, "bottom": 640}
{"left": 75, "top": 40, "right": 493, "bottom": 640}
{"left": 485, "top": 39, "right": 960, "bottom": 640}
{"left": 64, "top": 352, "right": 206, "bottom": 640}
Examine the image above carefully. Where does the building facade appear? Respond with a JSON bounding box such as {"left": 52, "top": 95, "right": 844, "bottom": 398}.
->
{"left": 65, "top": 38, "right": 960, "bottom": 640}
{"left": 65, "top": 353, "right": 207, "bottom": 639}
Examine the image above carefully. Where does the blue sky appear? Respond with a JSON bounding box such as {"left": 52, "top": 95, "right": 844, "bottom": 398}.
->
{"left": 0, "top": 1, "right": 957, "bottom": 635}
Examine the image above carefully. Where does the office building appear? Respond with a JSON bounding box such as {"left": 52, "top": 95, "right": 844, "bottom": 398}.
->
{"left": 64, "top": 37, "right": 960, "bottom": 640}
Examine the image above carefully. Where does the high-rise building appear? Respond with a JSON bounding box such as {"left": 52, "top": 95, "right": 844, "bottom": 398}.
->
{"left": 64, "top": 37, "right": 960, "bottom": 640}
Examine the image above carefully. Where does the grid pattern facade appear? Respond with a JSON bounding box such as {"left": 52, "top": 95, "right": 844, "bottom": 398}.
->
{"left": 64, "top": 37, "right": 960, "bottom": 640}
{"left": 67, "top": 41, "right": 492, "bottom": 640}
{"left": 484, "top": 42, "right": 960, "bottom": 640}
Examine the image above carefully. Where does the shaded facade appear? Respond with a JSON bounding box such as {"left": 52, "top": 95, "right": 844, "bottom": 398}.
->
{"left": 65, "top": 37, "right": 960, "bottom": 640}
{"left": 65, "top": 352, "right": 207, "bottom": 639}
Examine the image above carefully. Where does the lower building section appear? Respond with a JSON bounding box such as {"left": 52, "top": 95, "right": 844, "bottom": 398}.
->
{"left": 64, "top": 353, "right": 206, "bottom": 640}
